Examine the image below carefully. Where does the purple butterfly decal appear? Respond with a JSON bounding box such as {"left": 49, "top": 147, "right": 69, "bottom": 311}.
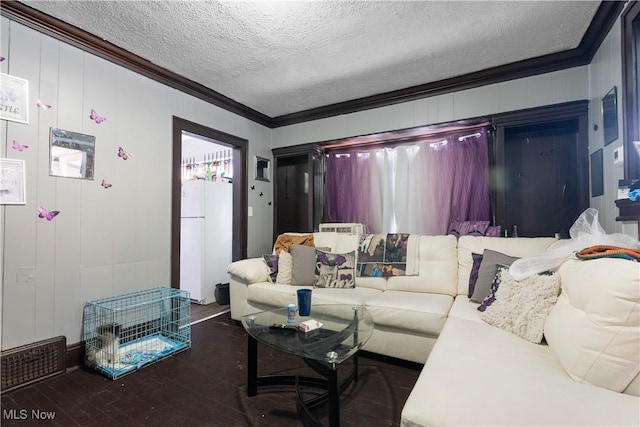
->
{"left": 340, "top": 273, "right": 353, "bottom": 281}
{"left": 317, "top": 252, "right": 347, "bottom": 267}
{"left": 38, "top": 205, "right": 60, "bottom": 221}
{"left": 0, "top": 56, "right": 5, "bottom": 62}
{"left": 101, "top": 179, "right": 112, "bottom": 189}
{"left": 89, "top": 108, "right": 107, "bottom": 124}
{"left": 11, "top": 139, "right": 28, "bottom": 151}
{"left": 36, "top": 99, "right": 52, "bottom": 110}
{"left": 117, "top": 146, "right": 132, "bottom": 160}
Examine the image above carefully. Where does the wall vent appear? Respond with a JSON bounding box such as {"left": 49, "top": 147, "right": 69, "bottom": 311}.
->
{"left": 1, "top": 336, "right": 66, "bottom": 392}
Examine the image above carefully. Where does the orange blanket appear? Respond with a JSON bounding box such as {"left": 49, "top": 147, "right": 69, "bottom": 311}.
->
{"left": 274, "top": 234, "right": 315, "bottom": 255}
{"left": 576, "top": 245, "right": 640, "bottom": 261}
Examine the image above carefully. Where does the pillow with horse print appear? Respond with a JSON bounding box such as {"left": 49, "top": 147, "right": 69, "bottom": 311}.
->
{"left": 315, "top": 249, "right": 356, "bottom": 288}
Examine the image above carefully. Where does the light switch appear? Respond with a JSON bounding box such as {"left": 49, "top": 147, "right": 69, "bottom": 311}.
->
{"left": 248, "top": 206, "right": 253, "bottom": 217}
{"left": 614, "top": 146, "right": 624, "bottom": 166}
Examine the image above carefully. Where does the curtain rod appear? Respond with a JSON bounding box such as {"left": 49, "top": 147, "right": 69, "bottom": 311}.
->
{"left": 322, "top": 120, "right": 491, "bottom": 151}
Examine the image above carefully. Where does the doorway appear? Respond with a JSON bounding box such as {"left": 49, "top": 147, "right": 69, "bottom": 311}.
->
{"left": 493, "top": 101, "right": 590, "bottom": 237}
{"left": 171, "top": 117, "right": 248, "bottom": 291}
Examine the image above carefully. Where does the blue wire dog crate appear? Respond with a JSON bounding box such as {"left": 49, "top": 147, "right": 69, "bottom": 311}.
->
{"left": 83, "top": 287, "right": 191, "bottom": 380}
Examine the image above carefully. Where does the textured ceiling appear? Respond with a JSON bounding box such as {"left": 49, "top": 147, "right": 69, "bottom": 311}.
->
{"left": 21, "top": 1, "right": 601, "bottom": 118}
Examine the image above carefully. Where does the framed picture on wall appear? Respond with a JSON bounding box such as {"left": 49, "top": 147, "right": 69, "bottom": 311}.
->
{"left": 0, "top": 158, "right": 26, "bottom": 204}
{"left": 0, "top": 73, "right": 29, "bottom": 124}
{"left": 590, "top": 149, "right": 604, "bottom": 197}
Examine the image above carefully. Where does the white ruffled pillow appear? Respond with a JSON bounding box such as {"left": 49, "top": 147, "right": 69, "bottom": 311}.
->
{"left": 479, "top": 266, "right": 560, "bottom": 343}
{"left": 275, "top": 251, "right": 292, "bottom": 284}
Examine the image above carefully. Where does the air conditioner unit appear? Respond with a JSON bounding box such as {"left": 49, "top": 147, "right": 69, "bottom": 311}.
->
{"left": 318, "top": 223, "right": 365, "bottom": 234}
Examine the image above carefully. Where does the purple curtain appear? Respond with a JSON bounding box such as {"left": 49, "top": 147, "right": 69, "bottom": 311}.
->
{"left": 326, "top": 149, "right": 378, "bottom": 231}
{"left": 325, "top": 126, "right": 490, "bottom": 234}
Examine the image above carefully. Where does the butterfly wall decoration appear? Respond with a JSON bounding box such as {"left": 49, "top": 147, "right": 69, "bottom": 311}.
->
{"left": 101, "top": 179, "right": 112, "bottom": 189}
{"left": 36, "top": 99, "right": 52, "bottom": 110}
{"left": 89, "top": 108, "right": 107, "bottom": 124}
{"left": 38, "top": 205, "right": 60, "bottom": 221}
{"left": 11, "top": 140, "right": 28, "bottom": 151}
{"left": 117, "top": 146, "right": 132, "bottom": 160}
{"left": 0, "top": 56, "right": 5, "bottom": 62}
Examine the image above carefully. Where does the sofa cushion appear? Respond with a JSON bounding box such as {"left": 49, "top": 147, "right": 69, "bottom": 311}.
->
{"left": 457, "top": 236, "right": 558, "bottom": 296}
{"left": 364, "top": 291, "right": 452, "bottom": 336}
{"left": 290, "top": 244, "right": 329, "bottom": 285}
{"left": 478, "top": 267, "right": 560, "bottom": 343}
{"left": 314, "top": 249, "right": 356, "bottom": 288}
{"left": 263, "top": 254, "right": 279, "bottom": 283}
{"left": 311, "top": 287, "right": 382, "bottom": 306}
{"left": 247, "top": 282, "right": 381, "bottom": 309}
{"left": 544, "top": 258, "right": 640, "bottom": 393}
{"left": 247, "top": 283, "right": 312, "bottom": 309}
{"left": 401, "top": 316, "right": 640, "bottom": 427}
{"left": 275, "top": 251, "right": 292, "bottom": 284}
{"left": 227, "top": 257, "right": 270, "bottom": 283}
{"left": 467, "top": 252, "right": 483, "bottom": 297}
{"left": 354, "top": 276, "right": 387, "bottom": 291}
{"left": 470, "top": 249, "right": 519, "bottom": 302}
{"left": 386, "top": 235, "right": 458, "bottom": 295}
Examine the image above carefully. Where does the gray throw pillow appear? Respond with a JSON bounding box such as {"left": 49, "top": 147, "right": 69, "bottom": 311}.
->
{"left": 290, "top": 244, "right": 329, "bottom": 286}
{"left": 469, "top": 249, "right": 519, "bottom": 303}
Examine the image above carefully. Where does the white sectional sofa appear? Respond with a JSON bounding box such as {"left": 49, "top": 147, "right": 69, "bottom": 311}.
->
{"left": 227, "top": 232, "right": 640, "bottom": 426}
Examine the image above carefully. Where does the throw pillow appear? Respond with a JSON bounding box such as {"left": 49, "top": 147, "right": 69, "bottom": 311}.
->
{"left": 470, "top": 249, "right": 519, "bottom": 303}
{"left": 275, "top": 251, "right": 292, "bottom": 284}
{"left": 479, "top": 267, "right": 561, "bottom": 343}
{"left": 315, "top": 249, "right": 356, "bottom": 289}
{"left": 468, "top": 252, "right": 484, "bottom": 297}
{"left": 477, "top": 264, "right": 509, "bottom": 312}
{"left": 448, "top": 220, "right": 490, "bottom": 237}
{"left": 263, "top": 254, "right": 279, "bottom": 283}
{"left": 290, "top": 244, "right": 330, "bottom": 286}
{"left": 485, "top": 225, "right": 502, "bottom": 237}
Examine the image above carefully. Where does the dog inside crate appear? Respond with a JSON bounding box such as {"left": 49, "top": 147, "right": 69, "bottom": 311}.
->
{"left": 86, "top": 322, "right": 121, "bottom": 367}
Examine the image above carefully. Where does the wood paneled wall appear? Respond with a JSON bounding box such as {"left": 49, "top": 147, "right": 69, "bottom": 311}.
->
{"left": 0, "top": 19, "right": 272, "bottom": 349}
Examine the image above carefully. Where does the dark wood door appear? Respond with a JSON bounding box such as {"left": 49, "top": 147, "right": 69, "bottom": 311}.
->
{"left": 275, "top": 155, "right": 310, "bottom": 236}
{"left": 502, "top": 119, "right": 587, "bottom": 237}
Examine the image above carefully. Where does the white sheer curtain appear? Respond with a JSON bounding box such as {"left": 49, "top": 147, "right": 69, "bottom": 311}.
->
{"left": 325, "top": 126, "right": 491, "bottom": 234}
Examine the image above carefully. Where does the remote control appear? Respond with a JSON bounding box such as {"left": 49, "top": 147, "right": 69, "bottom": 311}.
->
{"left": 269, "top": 323, "right": 297, "bottom": 331}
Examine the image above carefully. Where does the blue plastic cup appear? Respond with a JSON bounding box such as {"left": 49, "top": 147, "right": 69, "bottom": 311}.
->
{"left": 297, "top": 289, "right": 312, "bottom": 316}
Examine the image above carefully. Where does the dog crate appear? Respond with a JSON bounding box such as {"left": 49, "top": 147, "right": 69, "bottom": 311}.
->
{"left": 83, "top": 287, "right": 191, "bottom": 380}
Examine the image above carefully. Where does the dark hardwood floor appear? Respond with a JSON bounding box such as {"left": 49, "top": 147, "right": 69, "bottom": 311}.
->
{"left": 1, "top": 312, "right": 421, "bottom": 426}
{"left": 190, "top": 302, "right": 230, "bottom": 324}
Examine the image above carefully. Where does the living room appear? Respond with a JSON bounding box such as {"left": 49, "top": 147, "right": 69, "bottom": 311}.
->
{"left": 1, "top": 1, "right": 639, "bottom": 426}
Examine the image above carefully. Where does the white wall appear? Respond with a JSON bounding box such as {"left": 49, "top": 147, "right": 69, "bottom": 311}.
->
{"left": 588, "top": 18, "right": 638, "bottom": 238}
{"left": 272, "top": 67, "right": 589, "bottom": 148}
{"left": 0, "top": 19, "right": 273, "bottom": 349}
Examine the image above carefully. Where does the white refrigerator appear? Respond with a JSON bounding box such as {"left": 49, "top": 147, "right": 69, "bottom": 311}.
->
{"left": 180, "top": 180, "right": 232, "bottom": 304}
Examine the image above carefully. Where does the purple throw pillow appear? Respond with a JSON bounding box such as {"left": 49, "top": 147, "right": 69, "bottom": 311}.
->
{"left": 485, "top": 226, "right": 502, "bottom": 237}
{"left": 468, "top": 252, "right": 484, "bottom": 297}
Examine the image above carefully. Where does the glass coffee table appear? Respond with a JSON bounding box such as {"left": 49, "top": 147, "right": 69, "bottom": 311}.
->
{"left": 241, "top": 304, "right": 374, "bottom": 427}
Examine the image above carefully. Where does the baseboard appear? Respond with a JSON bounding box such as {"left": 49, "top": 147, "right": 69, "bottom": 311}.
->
{"left": 65, "top": 341, "right": 85, "bottom": 370}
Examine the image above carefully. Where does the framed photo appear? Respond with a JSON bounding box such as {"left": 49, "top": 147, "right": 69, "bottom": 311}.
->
{"left": 0, "top": 158, "right": 26, "bottom": 204}
{"left": 590, "top": 149, "right": 604, "bottom": 197}
{"left": 0, "top": 73, "right": 29, "bottom": 124}
{"left": 254, "top": 156, "right": 270, "bottom": 182}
